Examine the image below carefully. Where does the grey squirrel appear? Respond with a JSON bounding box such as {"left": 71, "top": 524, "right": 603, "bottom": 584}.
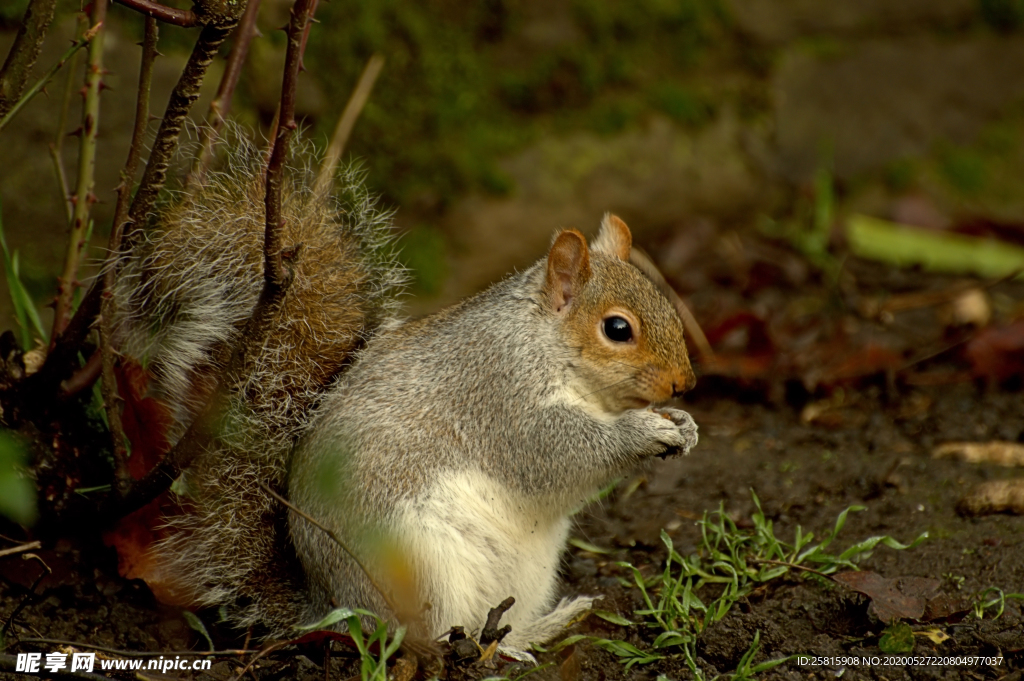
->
{"left": 111, "top": 135, "right": 699, "bottom": 650}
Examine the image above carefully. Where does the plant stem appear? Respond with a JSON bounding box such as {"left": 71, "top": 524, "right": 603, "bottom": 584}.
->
{"left": 50, "top": 5, "right": 107, "bottom": 344}
{"left": 101, "top": 15, "right": 159, "bottom": 498}
{"left": 0, "top": 0, "right": 59, "bottom": 120}
{"left": 317, "top": 53, "right": 384, "bottom": 191}
{"left": 750, "top": 558, "right": 830, "bottom": 578}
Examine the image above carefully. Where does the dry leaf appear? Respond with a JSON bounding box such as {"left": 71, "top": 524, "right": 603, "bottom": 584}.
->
{"left": 964, "top": 321, "right": 1024, "bottom": 383}
{"left": 833, "top": 572, "right": 940, "bottom": 621}
{"left": 933, "top": 442, "right": 1024, "bottom": 467}
{"left": 914, "top": 628, "right": 951, "bottom": 644}
{"left": 478, "top": 639, "right": 498, "bottom": 663}
{"left": 560, "top": 646, "right": 581, "bottom": 681}
{"left": 957, "top": 479, "right": 1024, "bottom": 516}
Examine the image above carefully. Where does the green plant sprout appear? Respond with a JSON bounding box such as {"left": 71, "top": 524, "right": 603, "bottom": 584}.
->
{"left": 545, "top": 490, "right": 927, "bottom": 680}
{"left": 0, "top": 199, "right": 48, "bottom": 351}
{"left": 971, "top": 587, "right": 1024, "bottom": 620}
{"left": 298, "top": 608, "right": 405, "bottom": 681}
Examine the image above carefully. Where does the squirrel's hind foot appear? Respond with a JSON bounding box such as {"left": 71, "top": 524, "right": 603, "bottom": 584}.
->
{"left": 498, "top": 595, "right": 595, "bottom": 653}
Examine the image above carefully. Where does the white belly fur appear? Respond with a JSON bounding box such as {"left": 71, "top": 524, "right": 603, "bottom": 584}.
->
{"left": 395, "top": 468, "right": 571, "bottom": 643}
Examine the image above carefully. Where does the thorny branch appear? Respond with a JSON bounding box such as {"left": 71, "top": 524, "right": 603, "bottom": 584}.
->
{"left": 111, "top": 0, "right": 198, "bottom": 27}
{"left": 262, "top": 0, "right": 314, "bottom": 293}
{"left": 101, "top": 16, "right": 159, "bottom": 498}
{"left": 0, "top": 0, "right": 58, "bottom": 120}
{"left": 50, "top": 0, "right": 108, "bottom": 344}
{"left": 189, "top": 0, "right": 263, "bottom": 188}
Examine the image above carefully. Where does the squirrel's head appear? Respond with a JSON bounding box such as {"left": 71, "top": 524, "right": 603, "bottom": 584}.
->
{"left": 543, "top": 214, "right": 696, "bottom": 413}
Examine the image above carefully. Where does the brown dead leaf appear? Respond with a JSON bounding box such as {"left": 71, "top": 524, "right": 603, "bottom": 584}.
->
{"left": 833, "top": 572, "right": 940, "bottom": 621}
{"left": 477, "top": 639, "right": 498, "bottom": 663}
{"left": 933, "top": 442, "right": 1024, "bottom": 467}
{"left": 560, "top": 646, "right": 581, "bottom": 681}
{"left": 921, "top": 593, "right": 971, "bottom": 622}
{"left": 957, "top": 479, "right": 1024, "bottom": 516}
{"left": 964, "top": 320, "right": 1024, "bottom": 383}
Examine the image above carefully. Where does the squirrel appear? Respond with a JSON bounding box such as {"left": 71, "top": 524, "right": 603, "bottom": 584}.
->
{"left": 110, "top": 134, "right": 699, "bottom": 651}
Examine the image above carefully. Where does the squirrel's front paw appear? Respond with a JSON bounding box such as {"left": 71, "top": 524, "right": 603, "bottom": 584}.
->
{"left": 651, "top": 408, "right": 698, "bottom": 458}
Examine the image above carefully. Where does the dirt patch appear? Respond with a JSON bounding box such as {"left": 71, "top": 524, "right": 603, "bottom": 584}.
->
{"left": 558, "top": 382, "right": 1023, "bottom": 680}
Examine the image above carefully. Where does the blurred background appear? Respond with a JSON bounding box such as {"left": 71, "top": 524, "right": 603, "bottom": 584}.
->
{"left": 3, "top": 0, "right": 1024, "bottom": 385}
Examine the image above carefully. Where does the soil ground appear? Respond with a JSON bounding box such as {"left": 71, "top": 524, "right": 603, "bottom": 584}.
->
{"left": 1, "top": 233, "right": 1022, "bottom": 681}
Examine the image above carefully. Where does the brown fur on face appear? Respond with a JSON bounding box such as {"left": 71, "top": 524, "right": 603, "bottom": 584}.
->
{"left": 544, "top": 216, "right": 695, "bottom": 413}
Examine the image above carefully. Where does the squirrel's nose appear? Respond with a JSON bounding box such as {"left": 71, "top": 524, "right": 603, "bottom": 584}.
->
{"left": 671, "top": 368, "right": 697, "bottom": 397}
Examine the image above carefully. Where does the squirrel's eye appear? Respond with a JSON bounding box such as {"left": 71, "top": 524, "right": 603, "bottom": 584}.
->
{"left": 603, "top": 316, "right": 633, "bottom": 343}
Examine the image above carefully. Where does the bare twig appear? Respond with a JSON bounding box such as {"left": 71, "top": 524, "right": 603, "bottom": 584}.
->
{"left": 258, "top": 0, "right": 318, "bottom": 164}
{"left": 0, "top": 23, "right": 99, "bottom": 134}
{"left": 0, "top": 541, "right": 41, "bottom": 559}
{"left": 0, "top": 0, "right": 59, "bottom": 119}
{"left": 188, "top": 0, "right": 263, "bottom": 188}
{"left": 262, "top": 0, "right": 316, "bottom": 293}
{"left": 297, "top": 0, "right": 319, "bottom": 71}
{"left": 111, "top": 0, "right": 198, "bottom": 27}
{"left": 50, "top": 4, "right": 107, "bottom": 345}
{"left": 231, "top": 639, "right": 294, "bottom": 681}
{"left": 257, "top": 481, "right": 398, "bottom": 614}
{"left": 101, "top": 16, "right": 159, "bottom": 498}
{"left": 58, "top": 348, "right": 101, "bottom": 397}
{"left": 316, "top": 53, "right": 384, "bottom": 191}
{"left": 479, "top": 597, "right": 515, "bottom": 645}
{"left": 1, "top": 553, "right": 51, "bottom": 637}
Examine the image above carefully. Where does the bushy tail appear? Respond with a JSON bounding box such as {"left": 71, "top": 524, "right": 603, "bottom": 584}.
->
{"left": 111, "top": 130, "right": 406, "bottom": 636}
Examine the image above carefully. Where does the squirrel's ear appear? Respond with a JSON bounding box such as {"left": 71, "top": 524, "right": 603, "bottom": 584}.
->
{"left": 545, "top": 229, "right": 591, "bottom": 314}
{"left": 591, "top": 214, "right": 632, "bottom": 261}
